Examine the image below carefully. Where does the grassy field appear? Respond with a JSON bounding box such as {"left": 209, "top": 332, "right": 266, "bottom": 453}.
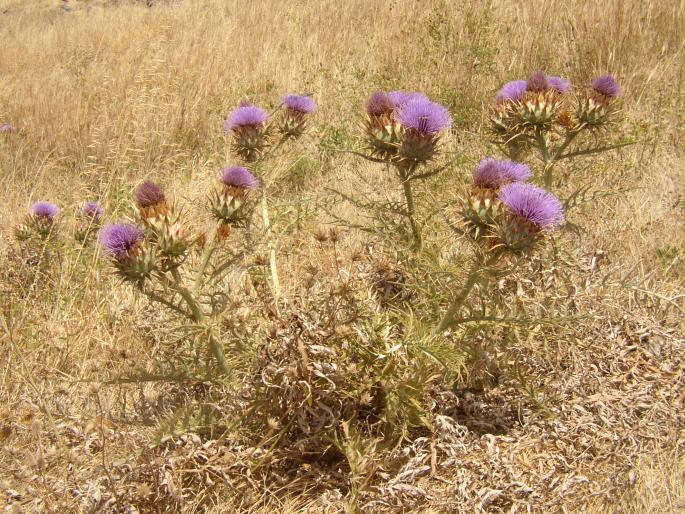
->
{"left": 1, "top": 0, "right": 684, "bottom": 512}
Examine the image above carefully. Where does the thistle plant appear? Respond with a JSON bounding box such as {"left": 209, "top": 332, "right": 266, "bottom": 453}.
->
{"left": 436, "top": 160, "right": 564, "bottom": 333}
{"left": 98, "top": 177, "right": 263, "bottom": 377}
{"left": 13, "top": 201, "right": 60, "bottom": 242}
{"left": 74, "top": 201, "right": 104, "bottom": 243}
{"left": 491, "top": 70, "right": 630, "bottom": 189}
{"left": 223, "top": 94, "right": 317, "bottom": 296}
{"left": 357, "top": 91, "right": 452, "bottom": 249}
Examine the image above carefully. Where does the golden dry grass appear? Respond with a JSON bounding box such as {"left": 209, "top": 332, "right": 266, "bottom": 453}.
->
{"left": 1, "top": 0, "right": 684, "bottom": 512}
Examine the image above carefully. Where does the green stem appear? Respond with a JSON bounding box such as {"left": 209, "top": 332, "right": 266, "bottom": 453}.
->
{"left": 434, "top": 258, "right": 482, "bottom": 334}
{"left": 399, "top": 164, "right": 421, "bottom": 251}
{"left": 260, "top": 193, "right": 281, "bottom": 298}
{"left": 159, "top": 271, "right": 231, "bottom": 375}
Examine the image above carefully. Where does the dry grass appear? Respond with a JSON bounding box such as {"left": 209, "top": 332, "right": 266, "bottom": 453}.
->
{"left": 1, "top": 0, "right": 684, "bottom": 512}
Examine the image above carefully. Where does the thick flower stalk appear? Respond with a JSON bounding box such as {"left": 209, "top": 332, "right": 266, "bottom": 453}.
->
{"left": 356, "top": 91, "right": 452, "bottom": 250}
{"left": 224, "top": 102, "right": 270, "bottom": 162}
{"left": 74, "top": 201, "right": 104, "bottom": 243}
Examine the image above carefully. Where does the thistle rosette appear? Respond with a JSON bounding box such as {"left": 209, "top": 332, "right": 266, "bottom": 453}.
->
{"left": 496, "top": 182, "right": 563, "bottom": 252}
{"left": 74, "top": 201, "right": 104, "bottom": 243}
{"left": 134, "top": 182, "right": 190, "bottom": 266}
{"left": 99, "top": 223, "right": 154, "bottom": 284}
{"left": 395, "top": 97, "right": 452, "bottom": 167}
{"left": 462, "top": 158, "right": 532, "bottom": 238}
{"left": 224, "top": 102, "right": 270, "bottom": 162}
{"left": 28, "top": 201, "right": 60, "bottom": 238}
{"left": 210, "top": 166, "right": 260, "bottom": 230}
{"left": 577, "top": 74, "right": 621, "bottom": 128}
{"left": 279, "top": 94, "right": 316, "bottom": 138}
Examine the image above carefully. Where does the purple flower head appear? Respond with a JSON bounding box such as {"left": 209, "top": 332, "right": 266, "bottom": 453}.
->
{"left": 99, "top": 223, "right": 144, "bottom": 259}
{"left": 81, "top": 201, "right": 104, "bottom": 221}
{"left": 31, "top": 201, "right": 60, "bottom": 220}
{"left": 547, "top": 75, "right": 571, "bottom": 93}
{"left": 396, "top": 98, "right": 452, "bottom": 136}
{"left": 284, "top": 94, "right": 316, "bottom": 114}
{"left": 592, "top": 75, "right": 621, "bottom": 98}
{"left": 499, "top": 183, "right": 564, "bottom": 228}
{"left": 365, "top": 91, "right": 395, "bottom": 115}
{"left": 220, "top": 166, "right": 260, "bottom": 189}
{"left": 0, "top": 124, "right": 15, "bottom": 133}
{"left": 527, "top": 70, "right": 549, "bottom": 92}
{"left": 473, "top": 158, "right": 532, "bottom": 189}
{"left": 135, "top": 181, "right": 165, "bottom": 208}
{"left": 224, "top": 104, "right": 269, "bottom": 131}
{"left": 388, "top": 91, "right": 429, "bottom": 108}
{"left": 496, "top": 80, "right": 528, "bottom": 102}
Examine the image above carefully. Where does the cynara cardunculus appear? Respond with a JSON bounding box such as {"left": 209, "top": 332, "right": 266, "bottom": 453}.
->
{"left": 365, "top": 91, "right": 395, "bottom": 116}
{"left": 211, "top": 166, "right": 260, "bottom": 226}
{"left": 592, "top": 75, "right": 621, "bottom": 99}
{"left": 497, "top": 183, "right": 563, "bottom": 251}
{"left": 81, "top": 201, "right": 104, "bottom": 221}
{"left": 463, "top": 158, "right": 530, "bottom": 237}
{"left": 396, "top": 98, "right": 452, "bottom": 165}
{"left": 99, "top": 223, "right": 154, "bottom": 282}
{"left": 496, "top": 80, "right": 528, "bottom": 103}
{"left": 29, "top": 201, "right": 60, "bottom": 237}
{"left": 280, "top": 94, "right": 316, "bottom": 137}
{"left": 388, "top": 91, "right": 429, "bottom": 108}
{"left": 396, "top": 98, "right": 452, "bottom": 136}
{"left": 526, "top": 70, "right": 549, "bottom": 92}
{"left": 221, "top": 166, "right": 260, "bottom": 190}
{"left": 224, "top": 103, "right": 270, "bottom": 161}
{"left": 547, "top": 75, "right": 571, "bottom": 93}
{"left": 473, "top": 158, "right": 532, "bottom": 189}
{"left": 135, "top": 181, "right": 169, "bottom": 222}
{"left": 31, "top": 201, "right": 60, "bottom": 220}
{"left": 364, "top": 92, "right": 403, "bottom": 160}
{"left": 100, "top": 223, "right": 144, "bottom": 259}
{"left": 0, "top": 124, "right": 15, "bottom": 133}
{"left": 74, "top": 201, "right": 104, "bottom": 243}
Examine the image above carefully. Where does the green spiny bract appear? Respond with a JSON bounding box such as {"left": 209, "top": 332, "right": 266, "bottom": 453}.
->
{"left": 363, "top": 113, "right": 403, "bottom": 161}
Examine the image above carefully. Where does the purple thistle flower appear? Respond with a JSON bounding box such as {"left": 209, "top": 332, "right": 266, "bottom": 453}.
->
{"left": 31, "top": 201, "right": 60, "bottom": 220}
{"left": 224, "top": 104, "right": 269, "bottom": 131}
{"left": 284, "top": 94, "right": 316, "bottom": 114}
{"left": 135, "top": 181, "right": 165, "bottom": 208}
{"left": 99, "top": 223, "right": 144, "bottom": 259}
{"left": 365, "top": 91, "right": 395, "bottom": 115}
{"left": 473, "top": 158, "right": 532, "bottom": 189}
{"left": 592, "top": 75, "right": 621, "bottom": 98}
{"left": 220, "top": 166, "right": 260, "bottom": 189}
{"left": 396, "top": 98, "right": 452, "bottom": 136}
{"left": 527, "top": 70, "right": 549, "bottom": 92}
{"left": 547, "top": 75, "right": 571, "bottom": 93}
{"left": 0, "top": 124, "right": 15, "bottom": 133}
{"left": 496, "top": 80, "right": 528, "bottom": 102}
{"left": 81, "top": 201, "right": 104, "bottom": 221}
{"left": 499, "top": 183, "right": 564, "bottom": 228}
{"left": 388, "top": 91, "right": 429, "bottom": 108}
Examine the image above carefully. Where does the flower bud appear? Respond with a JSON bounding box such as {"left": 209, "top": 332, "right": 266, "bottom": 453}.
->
{"left": 210, "top": 166, "right": 260, "bottom": 226}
